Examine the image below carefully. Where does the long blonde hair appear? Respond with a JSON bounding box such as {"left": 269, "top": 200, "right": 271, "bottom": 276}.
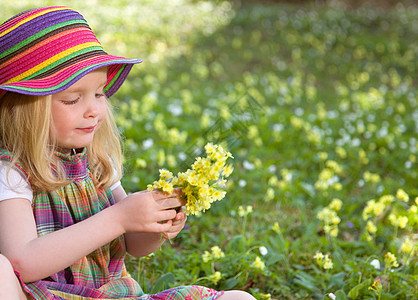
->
{"left": 0, "top": 92, "right": 122, "bottom": 192}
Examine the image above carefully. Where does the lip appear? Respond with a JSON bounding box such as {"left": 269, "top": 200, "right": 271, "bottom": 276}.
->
{"left": 76, "top": 125, "right": 96, "bottom": 133}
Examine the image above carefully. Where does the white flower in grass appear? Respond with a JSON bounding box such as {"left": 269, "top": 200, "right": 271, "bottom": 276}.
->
{"left": 370, "top": 259, "right": 381, "bottom": 270}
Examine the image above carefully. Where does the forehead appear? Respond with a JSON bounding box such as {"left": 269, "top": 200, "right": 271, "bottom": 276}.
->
{"left": 56, "top": 68, "right": 108, "bottom": 94}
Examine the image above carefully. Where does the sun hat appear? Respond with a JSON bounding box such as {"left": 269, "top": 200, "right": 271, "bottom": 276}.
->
{"left": 0, "top": 6, "right": 142, "bottom": 100}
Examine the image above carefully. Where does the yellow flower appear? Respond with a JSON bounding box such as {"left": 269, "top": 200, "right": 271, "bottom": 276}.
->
{"left": 159, "top": 169, "right": 173, "bottom": 180}
{"left": 326, "top": 160, "right": 343, "bottom": 175}
{"left": 202, "top": 251, "right": 212, "bottom": 263}
{"left": 366, "top": 220, "right": 377, "bottom": 234}
{"left": 238, "top": 205, "right": 253, "bottom": 217}
{"left": 210, "top": 246, "right": 225, "bottom": 259}
{"left": 329, "top": 198, "right": 342, "bottom": 211}
{"left": 400, "top": 238, "right": 414, "bottom": 254}
{"left": 362, "top": 199, "right": 385, "bottom": 220}
{"left": 148, "top": 143, "right": 233, "bottom": 215}
{"left": 398, "top": 216, "right": 408, "bottom": 229}
{"left": 318, "top": 152, "right": 328, "bottom": 161}
{"left": 317, "top": 206, "right": 340, "bottom": 237}
{"left": 359, "top": 149, "right": 369, "bottom": 164}
{"left": 135, "top": 158, "right": 147, "bottom": 168}
{"left": 396, "top": 189, "right": 409, "bottom": 202}
{"left": 208, "top": 271, "right": 222, "bottom": 284}
{"left": 251, "top": 256, "right": 265, "bottom": 270}
{"left": 379, "top": 194, "right": 395, "bottom": 205}
{"left": 384, "top": 252, "right": 399, "bottom": 268}
{"left": 314, "top": 252, "right": 324, "bottom": 261}
{"left": 333, "top": 182, "right": 342, "bottom": 191}
{"left": 329, "top": 227, "right": 338, "bottom": 237}
{"left": 268, "top": 175, "right": 279, "bottom": 186}
{"left": 389, "top": 214, "right": 408, "bottom": 229}
{"left": 319, "top": 168, "right": 333, "bottom": 181}
{"left": 323, "top": 259, "right": 334, "bottom": 270}
{"left": 335, "top": 146, "right": 347, "bottom": 159}
{"left": 260, "top": 293, "right": 271, "bottom": 300}
{"left": 266, "top": 187, "right": 275, "bottom": 201}
{"left": 388, "top": 213, "right": 397, "bottom": 225}
{"left": 272, "top": 222, "right": 280, "bottom": 233}
{"left": 363, "top": 171, "right": 381, "bottom": 183}
{"left": 314, "top": 252, "right": 333, "bottom": 270}
{"left": 368, "top": 278, "right": 383, "bottom": 296}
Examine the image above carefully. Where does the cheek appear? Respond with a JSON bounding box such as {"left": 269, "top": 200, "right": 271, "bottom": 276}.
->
{"left": 51, "top": 105, "right": 73, "bottom": 135}
{"left": 98, "top": 102, "right": 108, "bottom": 122}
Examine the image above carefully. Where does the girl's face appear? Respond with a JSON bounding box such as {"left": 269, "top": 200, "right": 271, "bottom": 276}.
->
{"left": 51, "top": 68, "right": 108, "bottom": 154}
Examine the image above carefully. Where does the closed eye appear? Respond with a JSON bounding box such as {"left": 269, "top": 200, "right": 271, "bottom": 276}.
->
{"left": 61, "top": 98, "right": 79, "bottom": 105}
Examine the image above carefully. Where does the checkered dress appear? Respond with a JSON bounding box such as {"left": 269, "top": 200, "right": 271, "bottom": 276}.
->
{"left": 0, "top": 149, "right": 223, "bottom": 300}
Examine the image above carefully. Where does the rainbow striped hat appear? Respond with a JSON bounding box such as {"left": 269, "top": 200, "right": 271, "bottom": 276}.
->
{"left": 0, "top": 6, "right": 142, "bottom": 100}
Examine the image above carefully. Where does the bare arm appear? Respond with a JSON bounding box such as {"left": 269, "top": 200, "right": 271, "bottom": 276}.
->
{"left": 0, "top": 191, "right": 178, "bottom": 283}
{"left": 112, "top": 185, "right": 187, "bottom": 257}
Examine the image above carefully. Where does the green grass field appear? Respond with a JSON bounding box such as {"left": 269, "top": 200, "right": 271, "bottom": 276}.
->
{"left": 2, "top": 1, "right": 417, "bottom": 299}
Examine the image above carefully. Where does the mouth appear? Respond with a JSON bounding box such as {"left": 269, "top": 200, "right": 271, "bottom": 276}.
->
{"left": 76, "top": 125, "right": 96, "bottom": 133}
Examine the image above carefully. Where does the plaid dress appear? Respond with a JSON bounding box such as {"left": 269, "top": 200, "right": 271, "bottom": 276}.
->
{"left": 0, "top": 149, "right": 223, "bottom": 300}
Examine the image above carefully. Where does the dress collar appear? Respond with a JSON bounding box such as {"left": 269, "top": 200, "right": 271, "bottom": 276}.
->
{"left": 54, "top": 148, "right": 88, "bottom": 180}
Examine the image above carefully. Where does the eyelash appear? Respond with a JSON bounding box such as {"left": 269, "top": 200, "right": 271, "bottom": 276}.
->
{"left": 62, "top": 98, "right": 79, "bottom": 105}
{"left": 61, "top": 93, "right": 104, "bottom": 105}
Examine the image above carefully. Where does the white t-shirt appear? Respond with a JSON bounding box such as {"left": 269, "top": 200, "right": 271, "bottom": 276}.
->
{"left": 0, "top": 161, "right": 121, "bottom": 202}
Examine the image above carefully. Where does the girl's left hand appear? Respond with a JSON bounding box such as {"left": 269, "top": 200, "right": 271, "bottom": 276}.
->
{"left": 162, "top": 206, "right": 187, "bottom": 239}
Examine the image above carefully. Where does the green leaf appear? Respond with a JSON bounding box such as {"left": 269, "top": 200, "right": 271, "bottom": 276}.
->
{"left": 223, "top": 277, "right": 239, "bottom": 290}
{"left": 328, "top": 272, "right": 346, "bottom": 289}
{"left": 347, "top": 279, "right": 372, "bottom": 299}
{"left": 227, "top": 235, "right": 246, "bottom": 252}
{"left": 293, "top": 272, "right": 322, "bottom": 294}
{"left": 150, "top": 273, "right": 175, "bottom": 294}
{"left": 334, "top": 289, "right": 348, "bottom": 300}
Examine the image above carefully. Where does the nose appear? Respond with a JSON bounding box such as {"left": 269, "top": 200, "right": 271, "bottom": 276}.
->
{"left": 84, "top": 95, "right": 100, "bottom": 119}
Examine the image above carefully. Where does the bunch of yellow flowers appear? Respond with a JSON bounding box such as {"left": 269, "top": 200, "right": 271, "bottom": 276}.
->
{"left": 317, "top": 198, "right": 342, "bottom": 238}
{"left": 147, "top": 143, "right": 234, "bottom": 215}
{"left": 313, "top": 251, "right": 333, "bottom": 270}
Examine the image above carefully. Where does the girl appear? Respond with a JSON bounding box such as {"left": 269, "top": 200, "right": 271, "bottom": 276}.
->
{"left": 0, "top": 6, "right": 255, "bottom": 300}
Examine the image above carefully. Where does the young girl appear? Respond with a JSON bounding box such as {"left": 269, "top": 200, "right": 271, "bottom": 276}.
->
{"left": 0, "top": 6, "right": 255, "bottom": 300}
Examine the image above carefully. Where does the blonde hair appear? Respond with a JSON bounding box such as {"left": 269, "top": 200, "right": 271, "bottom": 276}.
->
{"left": 0, "top": 92, "right": 122, "bottom": 192}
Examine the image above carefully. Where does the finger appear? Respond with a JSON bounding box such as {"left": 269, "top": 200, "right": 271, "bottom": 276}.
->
{"left": 156, "top": 197, "right": 184, "bottom": 210}
{"left": 155, "top": 209, "right": 177, "bottom": 222}
{"left": 156, "top": 221, "right": 173, "bottom": 233}
{"left": 175, "top": 212, "right": 186, "bottom": 221}
{"left": 151, "top": 188, "right": 183, "bottom": 200}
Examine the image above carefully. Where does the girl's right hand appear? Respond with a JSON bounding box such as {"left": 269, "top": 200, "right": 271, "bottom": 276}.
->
{"left": 115, "top": 188, "right": 185, "bottom": 234}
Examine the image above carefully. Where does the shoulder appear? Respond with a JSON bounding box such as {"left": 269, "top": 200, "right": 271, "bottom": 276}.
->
{"left": 0, "top": 148, "right": 29, "bottom": 178}
{"left": 0, "top": 160, "right": 33, "bottom": 202}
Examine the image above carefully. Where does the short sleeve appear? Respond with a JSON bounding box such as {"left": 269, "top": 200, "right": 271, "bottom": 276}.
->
{"left": 110, "top": 180, "right": 121, "bottom": 191}
{"left": 0, "top": 160, "right": 33, "bottom": 202}
{"left": 109, "top": 163, "right": 122, "bottom": 191}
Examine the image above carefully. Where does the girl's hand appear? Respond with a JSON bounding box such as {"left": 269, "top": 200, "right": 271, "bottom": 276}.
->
{"left": 162, "top": 206, "right": 187, "bottom": 240}
{"left": 115, "top": 188, "right": 185, "bottom": 234}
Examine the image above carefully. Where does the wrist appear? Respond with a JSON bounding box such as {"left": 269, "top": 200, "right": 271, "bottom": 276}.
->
{"left": 108, "top": 202, "right": 127, "bottom": 235}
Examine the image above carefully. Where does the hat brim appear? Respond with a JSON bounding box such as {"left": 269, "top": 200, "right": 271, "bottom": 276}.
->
{"left": 0, "top": 54, "right": 142, "bottom": 98}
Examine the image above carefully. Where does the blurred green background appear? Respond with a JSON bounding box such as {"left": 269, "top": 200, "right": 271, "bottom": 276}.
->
{"left": 2, "top": 1, "right": 417, "bottom": 299}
